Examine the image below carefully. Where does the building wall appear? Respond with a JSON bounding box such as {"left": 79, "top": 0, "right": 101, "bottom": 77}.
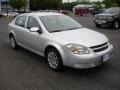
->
{"left": 0, "top": 0, "right": 30, "bottom": 12}
{"left": 1, "top": 4, "right": 13, "bottom": 12}
{"left": 0, "top": 2, "right": 1, "bottom": 12}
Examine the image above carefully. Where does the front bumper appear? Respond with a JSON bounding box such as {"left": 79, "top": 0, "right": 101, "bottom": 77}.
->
{"left": 61, "top": 44, "right": 113, "bottom": 69}
{"left": 94, "top": 20, "right": 114, "bottom": 26}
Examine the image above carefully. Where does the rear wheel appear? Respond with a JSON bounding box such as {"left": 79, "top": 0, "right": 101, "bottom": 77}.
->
{"left": 10, "top": 35, "right": 18, "bottom": 49}
{"left": 46, "top": 48, "right": 63, "bottom": 71}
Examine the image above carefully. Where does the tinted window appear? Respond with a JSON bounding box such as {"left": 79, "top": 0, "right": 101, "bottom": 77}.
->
{"left": 15, "top": 16, "right": 26, "bottom": 27}
{"left": 27, "top": 16, "right": 40, "bottom": 29}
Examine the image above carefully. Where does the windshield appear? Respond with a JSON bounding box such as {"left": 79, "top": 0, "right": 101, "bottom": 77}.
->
{"left": 40, "top": 15, "right": 82, "bottom": 33}
{"left": 105, "top": 7, "right": 120, "bottom": 14}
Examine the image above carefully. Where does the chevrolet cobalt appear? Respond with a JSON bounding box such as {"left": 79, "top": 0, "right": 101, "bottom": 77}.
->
{"left": 9, "top": 12, "right": 113, "bottom": 71}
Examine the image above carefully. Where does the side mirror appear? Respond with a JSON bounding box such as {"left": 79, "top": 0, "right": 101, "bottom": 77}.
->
{"left": 30, "top": 27, "right": 42, "bottom": 34}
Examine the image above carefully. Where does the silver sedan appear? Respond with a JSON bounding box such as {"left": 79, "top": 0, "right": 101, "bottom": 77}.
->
{"left": 8, "top": 12, "right": 113, "bottom": 71}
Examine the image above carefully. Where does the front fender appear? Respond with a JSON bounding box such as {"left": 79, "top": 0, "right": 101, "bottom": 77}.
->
{"left": 44, "top": 41, "right": 65, "bottom": 59}
{"left": 9, "top": 30, "right": 17, "bottom": 41}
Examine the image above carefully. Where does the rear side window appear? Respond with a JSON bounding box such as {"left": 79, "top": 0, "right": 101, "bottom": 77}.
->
{"left": 27, "top": 16, "right": 40, "bottom": 29}
{"left": 15, "top": 16, "right": 27, "bottom": 27}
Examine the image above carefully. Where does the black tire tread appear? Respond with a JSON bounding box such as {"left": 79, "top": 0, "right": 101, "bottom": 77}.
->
{"left": 46, "top": 48, "right": 63, "bottom": 71}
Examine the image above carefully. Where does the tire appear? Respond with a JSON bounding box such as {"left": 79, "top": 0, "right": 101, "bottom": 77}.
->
{"left": 46, "top": 48, "right": 63, "bottom": 71}
{"left": 114, "top": 21, "right": 120, "bottom": 29}
{"left": 10, "top": 35, "right": 18, "bottom": 49}
{"left": 95, "top": 24, "right": 101, "bottom": 28}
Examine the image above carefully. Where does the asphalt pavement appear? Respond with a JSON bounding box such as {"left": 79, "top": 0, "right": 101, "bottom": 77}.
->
{"left": 0, "top": 16, "right": 120, "bottom": 90}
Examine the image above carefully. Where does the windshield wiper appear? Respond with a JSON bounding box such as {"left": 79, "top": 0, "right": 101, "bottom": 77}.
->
{"left": 69, "top": 27, "right": 81, "bottom": 30}
{"left": 50, "top": 27, "right": 81, "bottom": 33}
{"left": 50, "top": 29, "right": 66, "bottom": 33}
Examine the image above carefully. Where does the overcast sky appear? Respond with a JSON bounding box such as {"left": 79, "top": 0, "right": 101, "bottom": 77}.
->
{"left": 63, "top": 0, "right": 103, "bottom": 2}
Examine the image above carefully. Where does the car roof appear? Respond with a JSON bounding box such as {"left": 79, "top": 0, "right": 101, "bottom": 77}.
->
{"left": 20, "top": 12, "right": 64, "bottom": 17}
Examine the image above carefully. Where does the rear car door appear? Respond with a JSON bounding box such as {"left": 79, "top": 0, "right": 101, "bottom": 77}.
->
{"left": 14, "top": 15, "right": 28, "bottom": 45}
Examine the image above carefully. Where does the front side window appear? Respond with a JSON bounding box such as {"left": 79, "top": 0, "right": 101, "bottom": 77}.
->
{"left": 40, "top": 15, "right": 82, "bottom": 33}
{"left": 27, "top": 16, "right": 40, "bottom": 29}
{"left": 15, "top": 16, "right": 27, "bottom": 27}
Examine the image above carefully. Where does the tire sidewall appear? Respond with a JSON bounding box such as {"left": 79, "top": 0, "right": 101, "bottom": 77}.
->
{"left": 46, "top": 48, "right": 63, "bottom": 71}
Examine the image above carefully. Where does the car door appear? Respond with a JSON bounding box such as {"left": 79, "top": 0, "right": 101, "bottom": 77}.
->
{"left": 24, "top": 16, "right": 44, "bottom": 53}
{"left": 14, "top": 15, "right": 28, "bottom": 45}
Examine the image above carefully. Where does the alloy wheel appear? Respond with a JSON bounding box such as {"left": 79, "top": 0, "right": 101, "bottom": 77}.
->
{"left": 48, "top": 51, "right": 59, "bottom": 69}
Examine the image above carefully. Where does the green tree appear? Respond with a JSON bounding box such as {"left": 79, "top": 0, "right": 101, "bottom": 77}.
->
{"left": 9, "top": 0, "right": 27, "bottom": 12}
{"left": 104, "top": 0, "right": 120, "bottom": 8}
{"left": 30, "top": 0, "right": 62, "bottom": 11}
{"left": 114, "top": 0, "right": 120, "bottom": 6}
{"left": 111, "top": 3, "right": 119, "bottom": 7}
{"left": 61, "top": 2, "right": 79, "bottom": 10}
{"left": 93, "top": 1, "right": 102, "bottom": 10}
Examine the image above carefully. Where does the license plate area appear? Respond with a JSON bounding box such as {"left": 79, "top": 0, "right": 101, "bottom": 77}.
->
{"left": 96, "top": 20, "right": 106, "bottom": 24}
{"left": 102, "top": 54, "right": 110, "bottom": 62}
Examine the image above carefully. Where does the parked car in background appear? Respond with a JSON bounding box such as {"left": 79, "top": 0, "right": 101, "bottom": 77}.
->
{"left": 9, "top": 12, "right": 113, "bottom": 71}
{"left": 0, "top": 13, "right": 3, "bottom": 17}
{"left": 59, "top": 10, "right": 69, "bottom": 15}
{"left": 0, "top": 12, "right": 8, "bottom": 17}
{"left": 0, "top": 12, "right": 19, "bottom": 17}
{"left": 94, "top": 7, "right": 120, "bottom": 29}
{"left": 8, "top": 12, "right": 19, "bottom": 17}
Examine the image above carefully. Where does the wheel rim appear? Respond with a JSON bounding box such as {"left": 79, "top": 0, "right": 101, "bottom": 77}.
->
{"left": 48, "top": 51, "right": 58, "bottom": 69}
{"left": 114, "top": 22, "right": 119, "bottom": 29}
{"left": 10, "top": 37, "right": 16, "bottom": 48}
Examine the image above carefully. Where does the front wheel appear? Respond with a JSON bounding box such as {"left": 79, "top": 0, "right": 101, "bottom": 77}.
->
{"left": 46, "top": 48, "right": 63, "bottom": 71}
{"left": 114, "top": 21, "right": 120, "bottom": 29}
{"left": 95, "top": 24, "right": 101, "bottom": 28}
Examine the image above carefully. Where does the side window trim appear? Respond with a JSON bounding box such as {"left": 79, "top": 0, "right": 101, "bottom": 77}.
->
{"left": 27, "top": 16, "right": 41, "bottom": 29}
{"left": 25, "top": 16, "right": 29, "bottom": 29}
{"left": 15, "top": 15, "right": 27, "bottom": 28}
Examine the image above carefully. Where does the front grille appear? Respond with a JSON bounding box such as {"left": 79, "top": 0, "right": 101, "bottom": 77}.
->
{"left": 93, "top": 45, "right": 108, "bottom": 52}
{"left": 90, "top": 42, "right": 109, "bottom": 53}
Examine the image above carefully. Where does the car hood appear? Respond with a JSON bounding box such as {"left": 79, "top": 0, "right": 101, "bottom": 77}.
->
{"left": 52, "top": 28, "right": 108, "bottom": 47}
{"left": 96, "top": 13, "right": 116, "bottom": 16}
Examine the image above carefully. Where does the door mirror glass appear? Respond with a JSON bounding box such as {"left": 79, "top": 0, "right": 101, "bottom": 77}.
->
{"left": 30, "top": 27, "right": 42, "bottom": 34}
{"left": 30, "top": 27, "right": 39, "bottom": 32}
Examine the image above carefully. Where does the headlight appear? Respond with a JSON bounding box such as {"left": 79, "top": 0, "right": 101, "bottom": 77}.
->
{"left": 107, "top": 16, "right": 113, "bottom": 21}
{"left": 65, "top": 43, "right": 89, "bottom": 54}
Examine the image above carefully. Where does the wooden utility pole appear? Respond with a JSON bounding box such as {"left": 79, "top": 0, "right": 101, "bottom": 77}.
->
{"left": 58, "top": 0, "right": 61, "bottom": 12}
